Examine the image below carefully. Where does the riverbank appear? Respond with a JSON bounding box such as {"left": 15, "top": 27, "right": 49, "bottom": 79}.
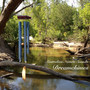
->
{"left": 0, "top": 37, "right": 14, "bottom": 61}
{"left": 0, "top": 39, "right": 90, "bottom": 61}
{"left": 30, "top": 41, "right": 90, "bottom": 51}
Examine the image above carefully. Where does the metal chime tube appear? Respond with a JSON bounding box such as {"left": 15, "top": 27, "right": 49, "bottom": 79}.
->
{"left": 24, "top": 21, "right": 27, "bottom": 62}
{"left": 18, "top": 22, "right": 22, "bottom": 62}
{"left": 27, "top": 22, "right": 29, "bottom": 54}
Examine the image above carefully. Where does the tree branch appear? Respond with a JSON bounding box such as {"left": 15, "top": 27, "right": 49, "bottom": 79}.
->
{"left": 12, "top": 3, "right": 35, "bottom": 16}
{"left": 1, "top": 73, "right": 13, "bottom": 78}
{"left": 1, "top": 0, "right": 6, "bottom": 13}
{"left": 78, "top": 54, "right": 90, "bottom": 58}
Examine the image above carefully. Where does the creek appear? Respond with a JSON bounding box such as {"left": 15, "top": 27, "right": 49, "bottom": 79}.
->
{"left": 0, "top": 47, "right": 90, "bottom": 90}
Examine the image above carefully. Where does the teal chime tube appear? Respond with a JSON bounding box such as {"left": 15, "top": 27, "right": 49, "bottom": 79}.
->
{"left": 27, "top": 22, "right": 29, "bottom": 54}
{"left": 24, "top": 21, "right": 27, "bottom": 62}
{"left": 18, "top": 22, "right": 22, "bottom": 62}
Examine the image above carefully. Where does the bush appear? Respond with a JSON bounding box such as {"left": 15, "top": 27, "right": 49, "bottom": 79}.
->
{"left": 68, "top": 29, "right": 87, "bottom": 42}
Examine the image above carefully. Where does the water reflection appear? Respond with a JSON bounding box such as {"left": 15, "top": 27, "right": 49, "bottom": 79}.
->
{"left": 8, "top": 77, "right": 90, "bottom": 90}
{"left": 0, "top": 47, "right": 90, "bottom": 90}
{"left": 22, "top": 47, "right": 89, "bottom": 76}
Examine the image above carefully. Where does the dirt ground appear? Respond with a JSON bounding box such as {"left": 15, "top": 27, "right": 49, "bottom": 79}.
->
{"left": 0, "top": 37, "right": 14, "bottom": 61}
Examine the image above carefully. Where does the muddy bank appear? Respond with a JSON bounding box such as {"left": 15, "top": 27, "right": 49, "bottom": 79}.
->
{"left": 0, "top": 37, "right": 14, "bottom": 61}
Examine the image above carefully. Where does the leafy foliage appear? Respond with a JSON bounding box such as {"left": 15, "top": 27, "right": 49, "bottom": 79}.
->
{"left": 79, "top": 3, "right": 90, "bottom": 26}
{"left": 4, "top": 16, "right": 18, "bottom": 42}
{"left": 3, "top": 0, "right": 90, "bottom": 43}
{"left": 24, "top": 0, "right": 76, "bottom": 43}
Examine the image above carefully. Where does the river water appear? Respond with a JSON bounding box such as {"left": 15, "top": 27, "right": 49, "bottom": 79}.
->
{"left": 0, "top": 47, "right": 90, "bottom": 90}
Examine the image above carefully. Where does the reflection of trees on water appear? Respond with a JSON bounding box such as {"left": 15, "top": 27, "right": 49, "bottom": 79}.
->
{"left": 81, "top": 58, "right": 90, "bottom": 75}
{"left": 0, "top": 84, "right": 8, "bottom": 90}
{"left": 0, "top": 80, "right": 19, "bottom": 90}
{"left": 0, "top": 47, "right": 90, "bottom": 89}
{"left": 27, "top": 48, "right": 37, "bottom": 64}
{"left": 26, "top": 47, "right": 90, "bottom": 75}
{"left": 12, "top": 47, "right": 90, "bottom": 76}
{"left": 14, "top": 77, "right": 90, "bottom": 90}
{"left": 19, "top": 78, "right": 60, "bottom": 90}
{"left": 27, "top": 47, "right": 47, "bottom": 66}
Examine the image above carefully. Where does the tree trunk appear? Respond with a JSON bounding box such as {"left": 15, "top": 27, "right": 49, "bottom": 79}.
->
{"left": 0, "top": 0, "right": 23, "bottom": 34}
{"left": 0, "top": 0, "right": 23, "bottom": 60}
{"left": 84, "top": 34, "right": 89, "bottom": 48}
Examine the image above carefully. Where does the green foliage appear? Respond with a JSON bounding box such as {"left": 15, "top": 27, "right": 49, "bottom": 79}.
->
{"left": 72, "top": 11, "right": 84, "bottom": 30}
{"left": 0, "top": 7, "right": 1, "bottom": 14}
{"left": 78, "top": 0, "right": 90, "bottom": 8}
{"left": 3, "top": 0, "right": 89, "bottom": 44}
{"left": 24, "top": 0, "right": 76, "bottom": 43}
{"left": 79, "top": 3, "right": 90, "bottom": 26}
{"left": 4, "top": 16, "right": 18, "bottom": 42}
{"left": 68, "top": 29, "right": 87, "bottom": 42}
{"left": 68, "top": 3, "right": 90, "bottom": 42}
{"left": 49, "top": 2, "right": 76, "bottom": 40}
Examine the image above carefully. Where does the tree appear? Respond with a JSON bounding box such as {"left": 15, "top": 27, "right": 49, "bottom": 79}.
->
{"left": 1, "top": 0, "right": 6, "bottom": 13}
{"left": 78, "top": 0, "right": 90, "bottom": 8}
{"left": 24, "top": 0, "right": 51, "bottom": 43}
{"left": 79, "top": 3, "right": 90, "bottom": 33}
{"left": 68, "top": 2, "right": 90, "bottom": 42}
{"left": 0, "top": 0, "right": 24, "bottom": 60}
{"left": 4, "top": 16, "right": 18, "bottom": 42}
{"left": 49, "top": 1, "right": 76, "bottom": 40}
{"left": 79, "top": 3, "right": 90, "bottom": 46}
{"left": 0, "top": 0, "right": 23, "bottom": 35}
{"left": 0, "top": 0, "right": 37, "bottom": 61}
{"left": 24, "top": 0, "right": 76, "bottom": 42}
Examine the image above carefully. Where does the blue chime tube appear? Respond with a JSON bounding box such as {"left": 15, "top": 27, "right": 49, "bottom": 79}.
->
{"left": 18, "top": 22, "right": 22, "bottom": 62}
{"left": 24, "top": 21, "right": 27, "bottom": 62}
{"left": 27, "top": 22, "right": 29, "bottom": 54}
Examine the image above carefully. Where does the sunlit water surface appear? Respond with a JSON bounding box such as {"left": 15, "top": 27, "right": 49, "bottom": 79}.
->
{"left": 0, "top": 47, "right": 90, "bottom": 90}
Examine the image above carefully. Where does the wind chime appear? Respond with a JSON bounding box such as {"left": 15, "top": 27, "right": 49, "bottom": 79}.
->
{"left": 17, "top": 15, "right": 31, "bottom": 80}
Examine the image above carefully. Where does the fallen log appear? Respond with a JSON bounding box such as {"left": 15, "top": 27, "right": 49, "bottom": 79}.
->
{"left": 0, "top": 61, "right": 90, "bottom": 86}
{"left": 75, "top": 47, "right": 90, "bottom": 55}
{"left": 78, "top": 54, "right": 90, "bottom": 58}
{"left": 0, "top": 61, "right": 76, "bottom": 81}
{"left": 12, "top": 74, "right": 90, "bottom": 79}
{"left": 66, "top": 50, "right": 75, "bottom": 55}
{"left": 66, "top": 47, "right": 90, "bottom": 58}
{"left": 1, "top": 69, "right": 90, "bottom": 79}
{"left": 1, "top": 73, "right": 13, "bottom": 78}
{"left": 70, "top": 75, "right": 90, "bottom": 78}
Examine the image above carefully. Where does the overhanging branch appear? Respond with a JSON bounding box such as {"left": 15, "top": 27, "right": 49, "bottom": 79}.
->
{"left": 1, "top": 0, "right": 6, "bottom": 13}
{"left": 12, "top": 3, "right": 35, "bottom": 16}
